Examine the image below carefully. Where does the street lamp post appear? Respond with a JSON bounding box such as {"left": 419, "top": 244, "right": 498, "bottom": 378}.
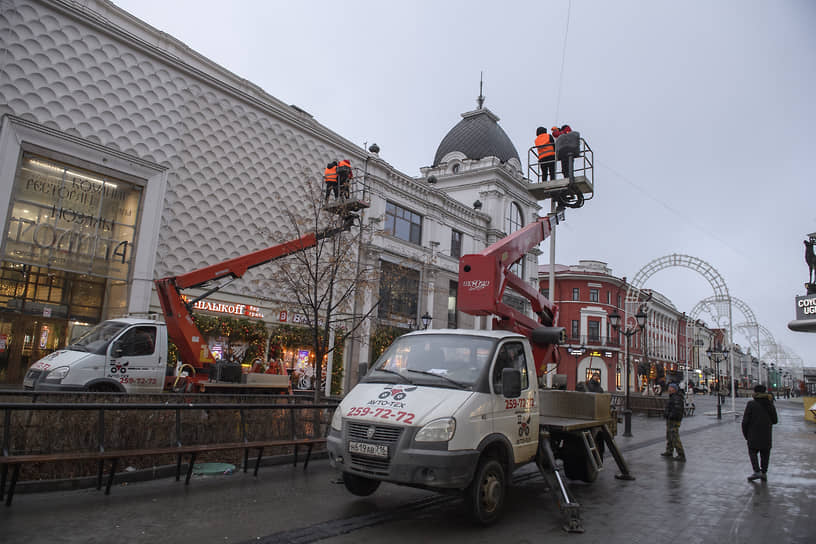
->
{"left": 571, "top": 345, "right": 586, "bottom": 388}
{"left": 421, "top": 311, "right": 432, "bottom": 330}
{"left": 706, "top": 346, "right": 729, "bottom": 420}
{"left": 609, "top": 306, "right": 647, "bottom": 437}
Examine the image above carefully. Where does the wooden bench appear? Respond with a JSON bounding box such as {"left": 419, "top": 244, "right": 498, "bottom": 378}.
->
{"left": 611, "top": 394, "right": 667, "bottom": 417}
{"left": 1, "top": 437, "right": 325, "bottom": 506}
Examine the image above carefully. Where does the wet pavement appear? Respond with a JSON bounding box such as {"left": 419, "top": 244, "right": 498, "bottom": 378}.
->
{"left": 2, "top": 395, "right": 814, "bottom": 543}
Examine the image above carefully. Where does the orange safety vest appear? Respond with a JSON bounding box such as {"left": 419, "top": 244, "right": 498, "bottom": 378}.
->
{"left": 324, "top": 165, "right": 337, "bottom": 184}
{"left": 535, "top": 133, "right": 555, "bottom": 160}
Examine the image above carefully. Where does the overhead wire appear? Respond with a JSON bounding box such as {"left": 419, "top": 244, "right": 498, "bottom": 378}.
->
{"left": 554, "top": 0, "right": 572, "bottom": 124}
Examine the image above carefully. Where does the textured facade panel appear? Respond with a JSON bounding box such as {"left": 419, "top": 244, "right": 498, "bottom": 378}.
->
{"left": 0, "top": 0, "right": 349, "bottom": 302}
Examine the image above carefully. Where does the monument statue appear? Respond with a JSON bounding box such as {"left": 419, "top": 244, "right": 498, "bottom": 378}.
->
{"left": 805, "top": 233, "right": 816, "bottom": 294}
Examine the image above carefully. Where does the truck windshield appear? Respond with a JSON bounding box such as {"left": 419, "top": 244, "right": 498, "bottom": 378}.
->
{"left": 67, "top": 321, "right": 129, "bottom": 355}
{"left": 370, "top": 334, "right": 496, "bottom": 388}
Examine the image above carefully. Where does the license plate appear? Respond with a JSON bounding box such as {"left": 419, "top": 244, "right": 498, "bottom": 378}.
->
{"left": 348, "top": 441, "right": 388, "bottom": 458}
{"left": 22, "top": 378, "right": 34, "bottom": 388}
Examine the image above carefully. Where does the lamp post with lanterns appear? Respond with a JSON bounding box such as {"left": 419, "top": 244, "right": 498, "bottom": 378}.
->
{"left": 421, "top": 311, "right": 432, "bottom": 330}
{"left": 609, "top": 306, "right": 647, "bottom": 437}
{"left": 706, "top": 346, "right": 729, "bottom": 420}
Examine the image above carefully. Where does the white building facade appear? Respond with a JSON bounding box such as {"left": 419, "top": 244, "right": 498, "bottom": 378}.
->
{"left": 0, "top": 0, "right": 542, "bottom": 390}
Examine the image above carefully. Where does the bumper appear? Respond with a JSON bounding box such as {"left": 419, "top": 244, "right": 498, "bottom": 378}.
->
{"left": 30, "top": 382, "right": 86, "bottom": 392}
{"left": 327, "top": 428, "right": 480, "bottom": 490}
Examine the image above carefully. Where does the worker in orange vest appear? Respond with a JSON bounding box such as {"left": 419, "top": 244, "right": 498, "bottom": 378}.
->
{"left": 337, "top": 159, "right": 353, "bottom": 199}
{"left": 324, "top": 161, "right": 338, "bottom": 201}
{"left": 534, "top": 127, "right": 556, "bottom": 181}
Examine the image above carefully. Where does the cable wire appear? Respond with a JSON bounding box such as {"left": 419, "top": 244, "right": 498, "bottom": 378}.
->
{"left": 554, "top": 0, "right": 572, "bottom": 123}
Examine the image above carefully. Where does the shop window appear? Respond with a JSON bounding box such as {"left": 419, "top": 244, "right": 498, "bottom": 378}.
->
{"left": 384, "top": 202, "right": 422, "bottom": 245}
{"left": 571, "top": 320, "right": 579, "bottom": 340}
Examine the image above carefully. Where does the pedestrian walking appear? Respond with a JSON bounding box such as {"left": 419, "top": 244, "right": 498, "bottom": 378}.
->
{"left": 742, "top": 384, "right": 778, "bottom": 482}
{"left": 661, "top": 382, "right": 686, "bottom": 461}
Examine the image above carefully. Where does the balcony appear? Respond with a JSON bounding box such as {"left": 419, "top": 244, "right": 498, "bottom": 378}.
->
{"left": 565, "top": 334, "right": 620, "bottom": 349}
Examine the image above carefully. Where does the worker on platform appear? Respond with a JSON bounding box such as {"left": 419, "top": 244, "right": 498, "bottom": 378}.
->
{"left": 534, "top": 127, "right": 556, "bottom": 181}
{"left": 555, "top": 124, "right": 580, "bottom": 179}
{"left": 323, "top": 161, "right": 338, "bottom": 201}
{"left": 337, "top": 159, "right": 353, "bottom": 199}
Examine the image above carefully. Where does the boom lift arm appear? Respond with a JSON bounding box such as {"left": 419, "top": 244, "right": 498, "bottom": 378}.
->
{"left": 155, "top": 214, "right": 357, "bottom": 369}
{"left": 458, "top": 215, "right": 563, "bottom": 375}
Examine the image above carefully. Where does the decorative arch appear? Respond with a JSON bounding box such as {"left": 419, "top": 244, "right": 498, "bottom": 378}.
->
{"left": 689, "top": 295, "right": 777, "bottom": 359}
{"left": 625, "top": 253, "right": 735, "bottom": 404}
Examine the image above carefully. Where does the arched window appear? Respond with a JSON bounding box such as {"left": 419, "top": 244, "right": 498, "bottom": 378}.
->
{"left": 505, "top": 203, "right": 524, "bottom": 276}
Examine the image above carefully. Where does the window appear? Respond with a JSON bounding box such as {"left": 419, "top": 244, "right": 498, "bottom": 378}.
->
{"left": 384, "top": 202, "right": 422, "bottom": 244}
{"left": 589, "top": 288, "right": 599, "bottom": 302}
{"left": 492, "top": 342, "right": 529, "bottom": 393}
{"left": 116, "top": 326, "right": 156, "bottom": 357}
{"left": 450, "top": 230, "right": 462, "bottom": 259}
{"left": 505, "top": 203, "right": 524, "bottom": 277}
{"left": 541, "top": 288, "right": 549, "bottom": 300}
{"left": 378, "top": 260, "right": 419, "bottom": 319}
{"left": 448, "top": 281, "right": 458, "bottom": 329}
{"left": 571, "top": 320, "right": 579, "bottom": 340}
{"left": 606, "top": 291, "right": 611, "bottom": 304}
{"left": 588, "top": 320, "right": 600, "bottom": 342}
{"left": 572, "top": 288, "right": 580, "bottom": 301}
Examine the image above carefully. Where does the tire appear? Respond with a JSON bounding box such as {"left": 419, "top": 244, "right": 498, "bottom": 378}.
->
{"left": 342, "top": 473, "right": 380, "bottom": 496}
{"left": 465, "top": 458, "right": 506, "bottom": 525}
{"left": 561, "top": 437, "right": 599, "bottom": 483}
{"left": 87, "top": 382, "right": 120, "bottom": 393}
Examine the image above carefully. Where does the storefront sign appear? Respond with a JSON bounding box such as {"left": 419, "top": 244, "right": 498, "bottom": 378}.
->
{"left": 795, "top": 294, "right": 816, "bottom": 320}
{"left": 2, "top": 154, "right": 142, "bottom": 281}
{"left": 182, "top": 296, "right": 264, "bottom": 318}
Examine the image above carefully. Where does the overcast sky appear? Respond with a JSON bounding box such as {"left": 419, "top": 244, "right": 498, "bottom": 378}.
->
{"left": 113, "top": 0, "right": 816, "bottom": 368}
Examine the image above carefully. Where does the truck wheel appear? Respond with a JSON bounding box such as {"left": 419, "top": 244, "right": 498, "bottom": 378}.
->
{"left": 561, "top": 436, "right": 599, "bottom": 483}
{"left": 342, "top": 473, "right": 380, "bottom": 496}
{"left": 466, "top": 458, "right": 506, "bottom": 525}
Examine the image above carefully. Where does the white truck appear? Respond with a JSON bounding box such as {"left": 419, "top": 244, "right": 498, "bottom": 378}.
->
{"left": 22, "top": 317, "right": 290, "bottom": 393}
{"left": 327, "top": 329, "right": 632, "bottom": 530}
{"left": 22, "top": 215, "right": 363, "bottom": 394}
{"left": 329, "top": 211, "right": 632, "bottom": 530}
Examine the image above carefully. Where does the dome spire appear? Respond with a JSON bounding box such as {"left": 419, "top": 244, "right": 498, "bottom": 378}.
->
{"left": 477, "top": 71, "right": 485, "bottom": 109}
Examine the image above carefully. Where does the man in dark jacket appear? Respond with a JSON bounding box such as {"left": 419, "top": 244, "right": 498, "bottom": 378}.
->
{"left": 661, "top": 382, "right": 686, "bottom": 461}
{"left": 586, "top": 372, "right": 604, "bottom": 393}
{"left": 742, "top": 384, "right": 778, "bottom": 481}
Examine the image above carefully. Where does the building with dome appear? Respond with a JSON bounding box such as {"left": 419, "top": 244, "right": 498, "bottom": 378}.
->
{"left": 0, "top": 0, "right": 544, "bottom": 392}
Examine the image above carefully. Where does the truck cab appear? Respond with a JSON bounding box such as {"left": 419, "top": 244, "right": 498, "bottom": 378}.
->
{"left": 23, "top": 318, "right": 167, "bottom": 393}
{"left": 327, "top": 329, "right": 539, "bottom": 523}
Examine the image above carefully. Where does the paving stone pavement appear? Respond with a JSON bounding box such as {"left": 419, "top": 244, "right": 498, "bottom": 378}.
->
{"left": 1, "top": 395, "right": 813, "bottom": 544}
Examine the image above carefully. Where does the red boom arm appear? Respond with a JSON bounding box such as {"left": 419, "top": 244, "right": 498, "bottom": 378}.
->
{"left": 155, "top": 216, "right": 355, "bottom": 368}
{"left": 458, "top": 216, "right": 561, "bottom": 375}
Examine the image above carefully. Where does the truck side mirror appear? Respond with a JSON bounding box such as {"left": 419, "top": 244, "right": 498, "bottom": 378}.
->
{"left": 502, "top": 368, "right": 522, "bottom": 398}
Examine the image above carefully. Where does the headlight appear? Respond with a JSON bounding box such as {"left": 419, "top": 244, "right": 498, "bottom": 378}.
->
{"left": 45, "top": 366, "right": 70, "bottom": 381}
{"left": 415, "top": 417, "right": 456, "bottom": 442}
{"left": 330, "top": 407, "right": 343, "bottom": 431}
